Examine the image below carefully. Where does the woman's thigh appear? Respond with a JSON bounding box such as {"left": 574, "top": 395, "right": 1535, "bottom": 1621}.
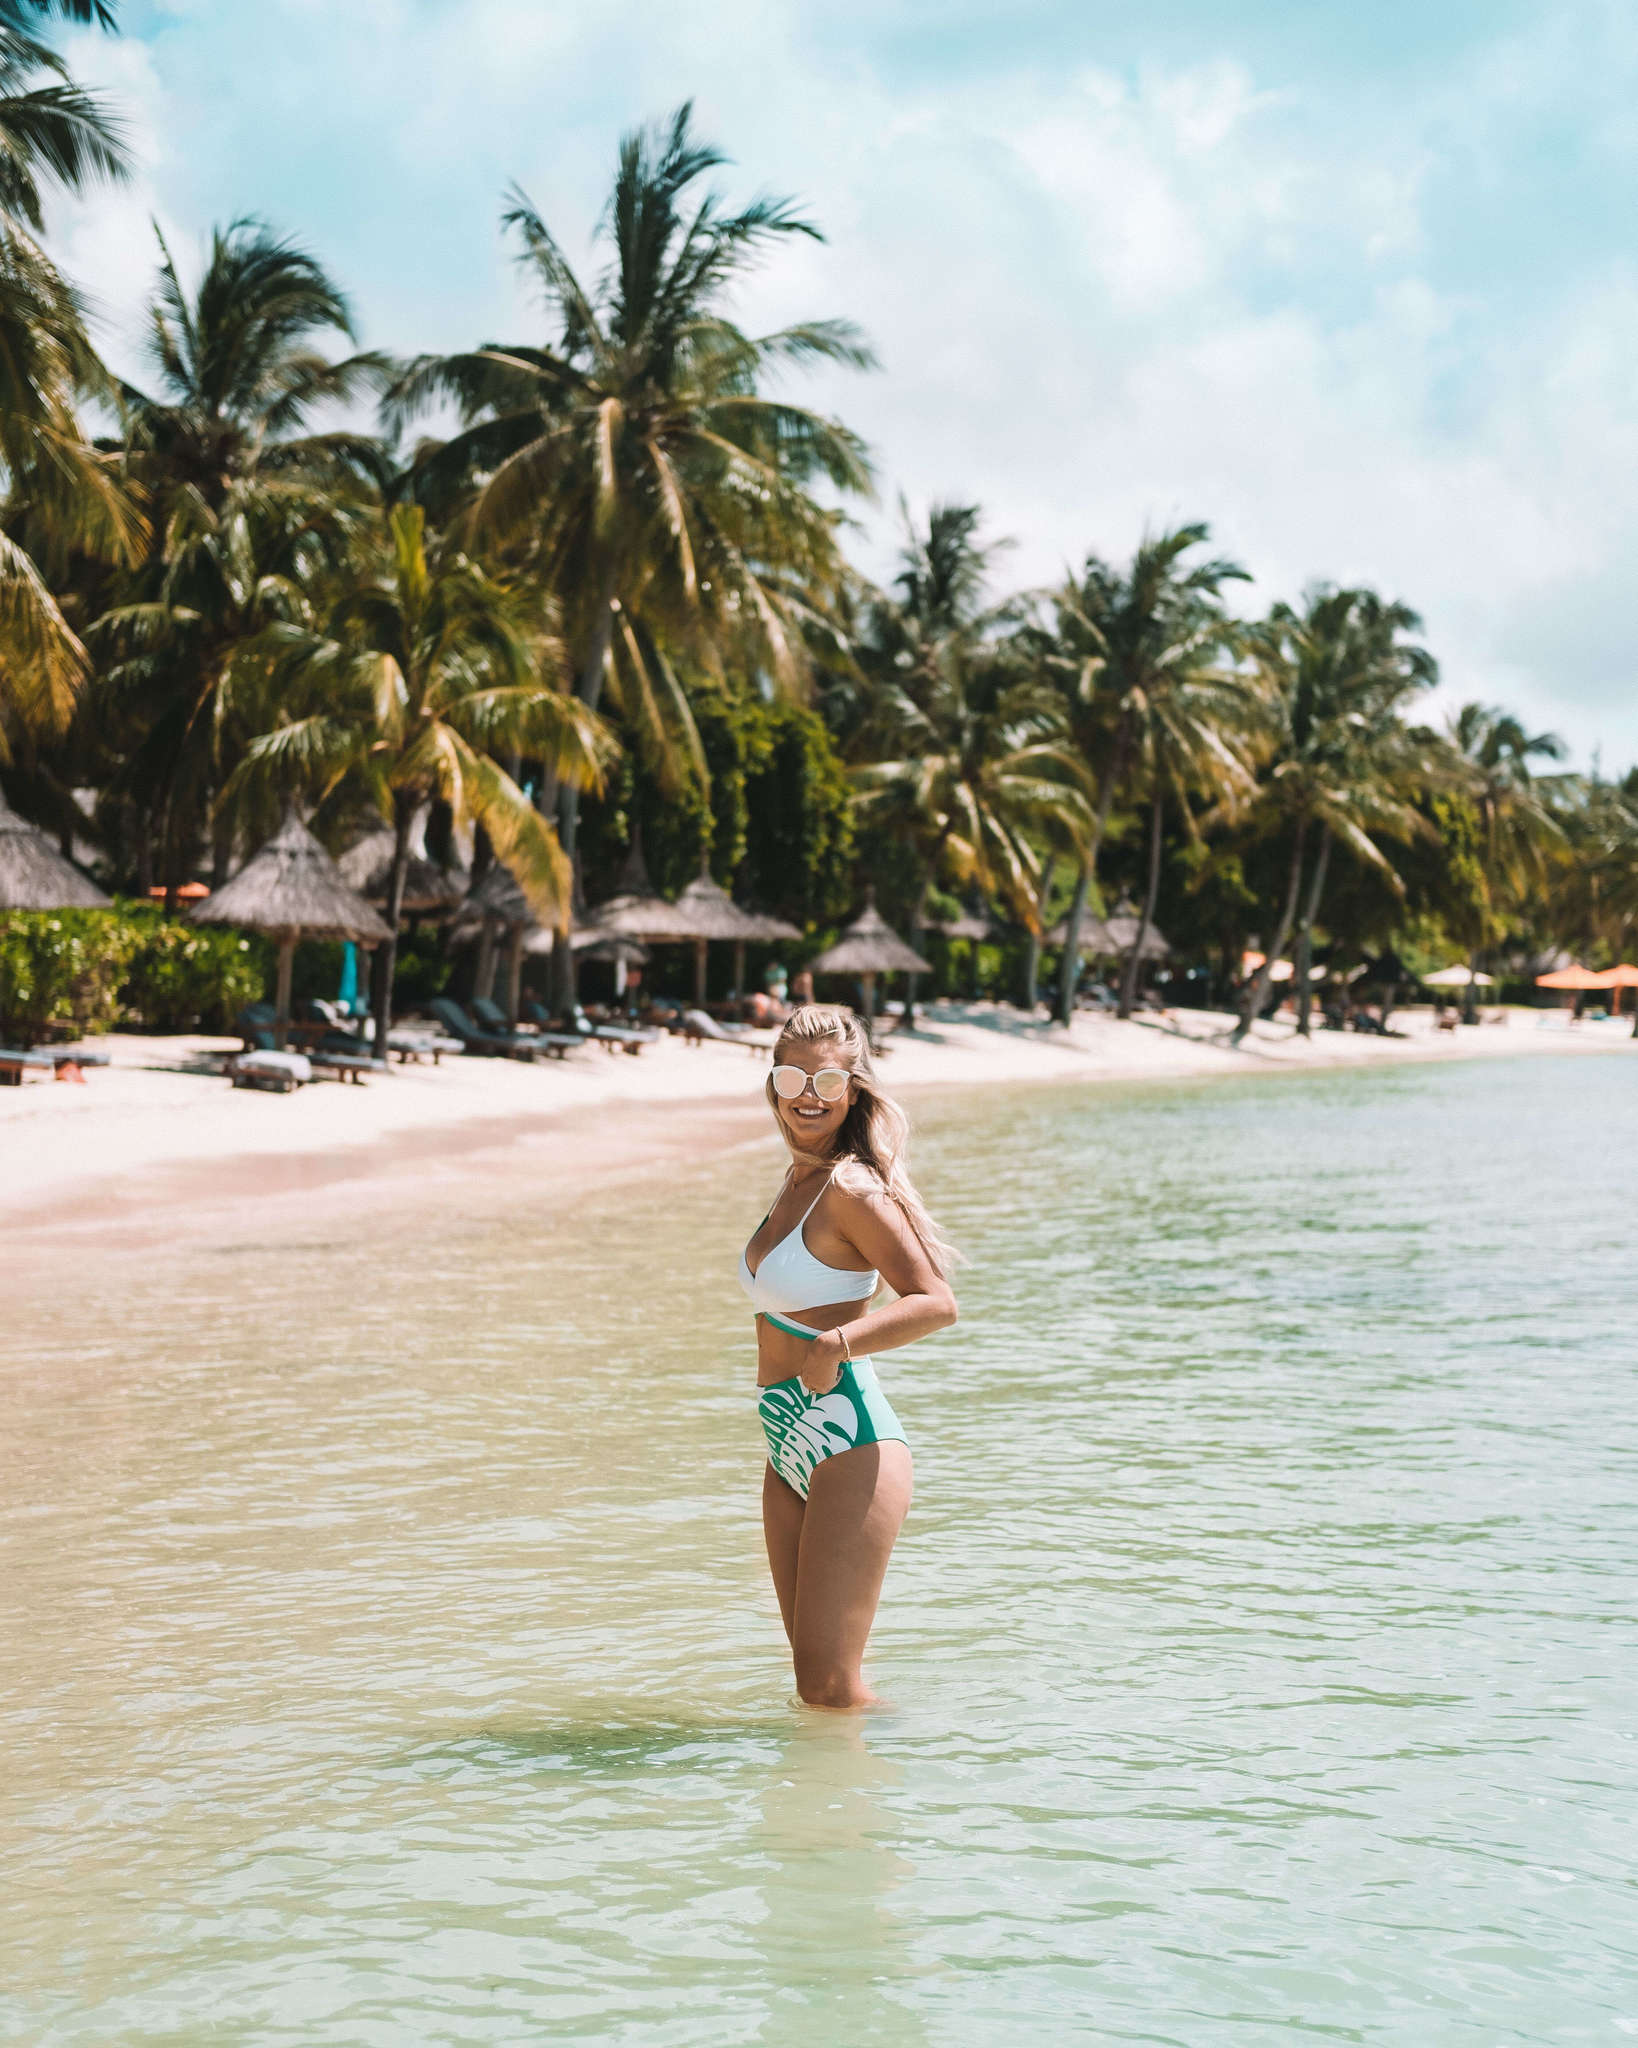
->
{"left": 762, "top": 1461, "right": 805, "bottom": 1644}
{"left": 792, "top": 1441, "right": 914, "bottom": 1704}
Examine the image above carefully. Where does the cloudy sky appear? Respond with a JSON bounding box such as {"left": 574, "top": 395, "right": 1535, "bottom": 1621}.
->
{"left": 53, "top": 0, "right": 1638, "bottom": 766}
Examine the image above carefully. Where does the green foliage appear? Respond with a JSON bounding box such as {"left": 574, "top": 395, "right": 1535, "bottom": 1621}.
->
{"left": 389, "top": 929, "right": 456, "bottom": 1007}
{"left": 1432, "top": 793, "right": 1489, "bottom": 947}
{"left": 740, "top": 699, "right": 855, "bottom": 928}
{"left": 0, "top": 908, "right": 141, "bottom": 1045}
{"left": 581, "top": 688, "right": 854, "bottom": 925}
{"left": 118, "top": 904, "right": 268, "bottom": 1030}
{"left": 0, "top": 903, "right": 279, "bottom": 1042}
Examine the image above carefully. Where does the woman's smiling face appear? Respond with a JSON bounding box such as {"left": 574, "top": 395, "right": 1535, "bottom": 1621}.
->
{"left": 773, "top": 1037, "right": 856, "bottom": 1149}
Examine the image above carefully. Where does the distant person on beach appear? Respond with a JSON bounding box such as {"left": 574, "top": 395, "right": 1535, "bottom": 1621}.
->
{"left": 740, "top": 1003, "right": 958, "bottom": 1710}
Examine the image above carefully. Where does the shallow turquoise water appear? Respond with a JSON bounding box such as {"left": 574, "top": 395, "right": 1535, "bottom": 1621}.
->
{"left": 3, "top": 1054, "right": 1636, "bottom": 2043}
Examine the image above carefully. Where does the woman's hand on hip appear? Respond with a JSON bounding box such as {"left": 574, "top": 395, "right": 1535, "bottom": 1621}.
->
{"left": 800, "top": 1331, "right": 846, "bottom": 1394}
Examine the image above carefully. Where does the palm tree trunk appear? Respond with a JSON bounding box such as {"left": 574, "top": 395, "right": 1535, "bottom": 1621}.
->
{"left": 1233, "top": 816, "right": 1307, "bottom": 1044}
{"left": 371, "top": 796, "right": 415, "bottom": 1056}
{"left": 1054, "top": 860, "right": 1092, "bottom": 1027}
{"left": 1055, "top": 722, "right": 1128, "bottom": 1026}
{"left": 1023, "top": 853, "right": 1058, "bottom": 1010}
{"left": 1463, "top": 946, "right": 1481, "bottom": 1025}
{"left": 473, "top": 918, "right": 498, "bottom": 1007}
{"left": 503, "top": 923, "right": 525, "bottom": 1030}
{"left": 209, "top": 805, "right": 233, "bottom": 891}
{"left": 1294, "top": 828, "right": 1332, "bottom": 1038}
{"left": 552, "top": 576, "right": 618, "bottom": 1013}
{"left": 272, "top": 933, "right": 296, "bottom": 1052}
{"left": 1117, "top": 790, "right": 1164, "bottom": 1019}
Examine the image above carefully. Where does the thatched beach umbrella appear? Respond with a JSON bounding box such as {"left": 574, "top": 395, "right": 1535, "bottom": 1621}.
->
{"left": 668, "top": 871, "right": 802, "bottom": 1004}
{"left": 1104, "top": 910, "right": 1170, "bottom": 962}
{"left": 192, "top": 809, "right": 391, "bottom": 1048}
{"left": 806, "top": 896, "right": 931, "bottom": 1023}
{"left": 338, "top": 827, "right": 464, "bottom": 918}
{"left": 1046, "top": 912, "right": 1118, "bottom": 955}
{"left": 569, "top": 843, "right": 689, "bottom": 1012}
{"left": 0, "top": 785, "right": 109, "bottom": 909}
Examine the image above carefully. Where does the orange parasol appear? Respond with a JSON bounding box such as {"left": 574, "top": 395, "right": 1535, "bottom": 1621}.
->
{"left": 1595, "top": 962, "right": 1638, "bottom": 1016}
{"left": 1535, "top": 965, "right": 1604, "bottom": 989}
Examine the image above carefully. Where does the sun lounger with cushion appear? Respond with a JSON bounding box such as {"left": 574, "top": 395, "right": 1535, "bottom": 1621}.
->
{"left": 232, "top": 1050, "right": 312, "bottom": 1093}
{"left": 234, "top": 1006, "right": 385, "bottom": 1082}
{"left": 681, "top": 1009, "right": 777, "bottom": 1054}
{"left": 522, "top": 1000, "right": 658, "bottom": 1055}
{"left": 428, "top": 997, "right": 564, "bottom": 1061}
{"left": 469, "top": 996, "right": 581, "bottom": 1056}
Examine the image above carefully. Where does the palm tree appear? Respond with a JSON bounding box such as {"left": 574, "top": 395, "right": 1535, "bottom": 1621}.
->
{"left": 852, "top": 626, "right": 1091, "bottom": 1017}
{"left": 0, "top": 0, "right": 133, "bottom": 750}
{"left": 1033, "top": 524, "right": 1250, "bottom": 1025}
{"left": 840, "top": 502, "right": 1071, "bottom": 1021}
{"left": 230, "top": 501, "right": 609, "bottom": 1050}
{"left": 1447, "top": 702, "right": 1568, "bottom": 1020}
{"left": 386, "top": 104, "right": 874, "bottom": 931}
{"left": 1234, "top": 590, "right": 1440, "bottom": 1038}
{"left": 96, "top": 220, "right": 385, "bottom": 895}
{"left": 1232, "top": 590, "right": 1438, "bottom": 1042}
{"left": 1113, "top": 647, "right": 1260, "bottom": 1019}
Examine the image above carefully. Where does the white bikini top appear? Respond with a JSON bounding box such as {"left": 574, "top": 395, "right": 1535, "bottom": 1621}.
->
{"left": 739, "top": 1170, "right": 878, "bottom": 1315}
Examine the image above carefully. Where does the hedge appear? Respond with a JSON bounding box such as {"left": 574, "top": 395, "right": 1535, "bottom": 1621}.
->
{"left": 0, "top": 903, "right": 270, "bottom": 1045}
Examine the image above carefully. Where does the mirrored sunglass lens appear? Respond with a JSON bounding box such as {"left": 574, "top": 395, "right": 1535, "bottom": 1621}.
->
{"left": 814, "top": 1068, "right": 850, "bottom": 1101}
{"left": 772, "top": 1066, "right": 806, "bottom": 1098}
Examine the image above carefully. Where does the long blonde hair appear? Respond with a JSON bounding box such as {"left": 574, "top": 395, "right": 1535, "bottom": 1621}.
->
{"left": 767, "top": 1004, "right": 958, "bottom": 1276}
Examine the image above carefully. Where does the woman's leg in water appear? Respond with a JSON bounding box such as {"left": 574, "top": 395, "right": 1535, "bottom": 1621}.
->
{"left": 791, "top": 1442, "right": 913, "bottom": 1710}
{"left": 762, "top": 1461, "right": 804, "bottom": 1644}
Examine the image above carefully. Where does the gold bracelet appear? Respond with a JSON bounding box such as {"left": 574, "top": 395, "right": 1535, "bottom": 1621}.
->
{"left": 837, "top": 1325, "right": 853, "bottom": 1363}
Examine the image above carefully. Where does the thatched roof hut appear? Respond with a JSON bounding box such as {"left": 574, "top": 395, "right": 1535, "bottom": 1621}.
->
{"left": 806, "top": 898, "right": 931, "bottom": 1020}
{"left": 1103, "top": 912, "right": 1169, "bottom": 961}
{"left": 195, "top": 811, "right": 392, "bottom": 942}
{"left": 663, "top": 872, "right": 803, "bottom": 1003}
{"left": 0, "top": 785, "right": 109, "bottom": 910}
{"left": 808, "top": 900, "right": 932, "bottom": 979}
{"left": 937, "top": 910, "right": 999, "bottom": 942}
{"left": 192, "top": 809, "right": 391, "bottom": 1046}
{"left": 461, "top": 861, "right": 532, "bottom": 931}
{"left": 1045, "top": 913, "right": 1117, "bottom": 953}
{"left": 337, "top": 828, "right": 463, "bottom": 916}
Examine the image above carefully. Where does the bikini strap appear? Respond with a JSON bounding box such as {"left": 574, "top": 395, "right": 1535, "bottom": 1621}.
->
{"left": 795, "top": 1168, "right": 835, "bottom": 1225}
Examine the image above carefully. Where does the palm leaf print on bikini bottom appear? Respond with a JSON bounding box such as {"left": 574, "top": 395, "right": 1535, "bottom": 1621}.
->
{"left": 759, "top": 1382, "right": 859, "bottom": 1492}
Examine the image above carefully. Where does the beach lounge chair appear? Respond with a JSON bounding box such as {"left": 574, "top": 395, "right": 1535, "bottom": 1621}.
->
{"left": 297, "top": 998, "right": 462, "bottom": 1066}
{"left": 469, "top": 996, "right": 581, "bottom": 1056}
{"left": 522, "top": 998, "right": 658, "bottom": 1056}
{"left": 235, "top": 1005, "right": 385, "bottom": 1084}
{"left": 0, "top": 1048, "right": 55, "bottom": 1085}
{"left": 0, "top": 1045, "right": 114, "bottom": 1085}
{"left": 681, "top": 1008, "right": 777, "bottom": 1055}
{"left": 232, "top": 1049, "right": 312, "bottom": 1093}
{"left": 428, "top": 997, "right": 566, "bottom": 1061}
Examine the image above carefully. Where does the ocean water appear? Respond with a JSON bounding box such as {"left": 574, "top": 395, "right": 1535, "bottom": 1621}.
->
{"left": 3, "top": 1053, "right": 1636, "bottom": 2044}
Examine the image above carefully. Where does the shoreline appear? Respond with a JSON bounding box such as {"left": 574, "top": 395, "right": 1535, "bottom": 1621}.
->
{"left": 11, "top": 1001, "right": 1630, "bottom": 1256}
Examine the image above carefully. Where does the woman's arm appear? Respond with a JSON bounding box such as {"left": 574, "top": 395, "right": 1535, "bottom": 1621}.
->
{"left": 800, "top": 1186, "right": 956, "bottom": 1393}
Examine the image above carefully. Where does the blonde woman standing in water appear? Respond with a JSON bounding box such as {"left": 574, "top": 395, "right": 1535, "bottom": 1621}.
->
{"left": 740, "top": 1006, "right": 958, "bottom": 1709}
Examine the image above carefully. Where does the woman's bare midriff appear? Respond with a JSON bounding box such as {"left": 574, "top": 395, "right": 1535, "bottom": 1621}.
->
{"left": 754, "top": 1302, "right": 865, "bottom": 1387}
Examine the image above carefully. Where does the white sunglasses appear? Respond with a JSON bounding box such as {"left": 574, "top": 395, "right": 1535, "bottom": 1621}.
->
{"left": 771, "top": 1063, "right": 851, "bottom": 1103}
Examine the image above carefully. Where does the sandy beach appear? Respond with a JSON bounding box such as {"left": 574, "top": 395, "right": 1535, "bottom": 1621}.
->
{"left": 7, "top": 1001, "right": 1629, "bottom": 1255}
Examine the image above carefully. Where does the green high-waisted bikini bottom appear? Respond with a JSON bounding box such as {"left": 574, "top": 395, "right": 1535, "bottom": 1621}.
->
{"left": 756, "top": 1311, "right": 908, "bottom": 1501}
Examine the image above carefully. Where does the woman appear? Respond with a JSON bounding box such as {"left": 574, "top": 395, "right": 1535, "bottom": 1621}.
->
{"left": 740, "top": 1004, "right": 958, "bottom": 1710}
